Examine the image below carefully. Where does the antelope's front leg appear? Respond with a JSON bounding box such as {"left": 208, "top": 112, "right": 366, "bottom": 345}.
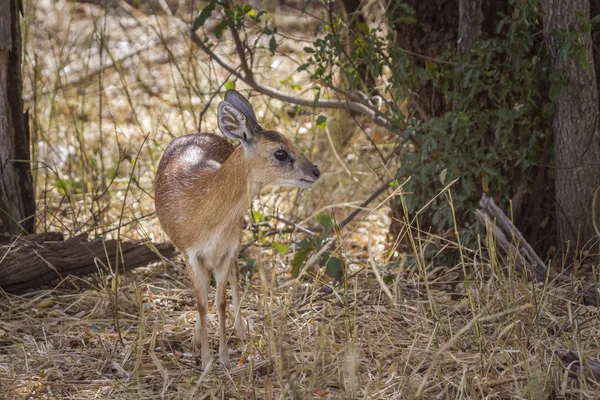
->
{"left": 214, "top": 263, "right": 232, "bottom": 368}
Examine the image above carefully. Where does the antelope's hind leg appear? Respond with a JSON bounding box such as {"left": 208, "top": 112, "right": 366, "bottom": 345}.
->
{"left": 187, "top": 252, "right": 211, "bottom": 370}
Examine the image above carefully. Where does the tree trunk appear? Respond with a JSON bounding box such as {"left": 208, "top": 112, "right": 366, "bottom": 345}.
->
{"left": 0, "top": 0, "right": 35, "bottom": 235}
{"left": 591, "top": 0, "right": 600, "bottom": 104}
{"left": 454, "top": 0, "right": 483, "bottom": 110}
{"left": 458, "top": 0, "right": 483, "bottom": 55}
{"left": 542, "top": 0, "right": 600, "bottom": 250}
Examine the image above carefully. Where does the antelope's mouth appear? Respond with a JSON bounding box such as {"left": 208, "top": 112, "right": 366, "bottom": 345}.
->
{"left": 299, "top": 178, "right": 317, "bottom": 187}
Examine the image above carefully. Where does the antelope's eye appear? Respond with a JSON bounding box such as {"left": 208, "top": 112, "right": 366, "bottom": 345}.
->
{"left": 274, "top": 149, "right": 289, "bottom": 161}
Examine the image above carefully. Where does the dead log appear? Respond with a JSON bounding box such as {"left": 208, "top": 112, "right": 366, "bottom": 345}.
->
{"left": 0, "top": 232, "right": 176, "bottom": 293}
{"left": 475, "top": 193, "right": 549, "bottom": 281}
{"left": 478, "top": 195, "right": 600, "bottom": 384}
{"left": 476, "top": 194, "right": 600, "bottom": 305}
{"left": 558, "top": 351, "right": 600, "bottom": 383}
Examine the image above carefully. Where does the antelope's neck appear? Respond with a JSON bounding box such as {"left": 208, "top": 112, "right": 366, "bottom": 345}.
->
{"left": 210, "top": 147, "right": 256, "bottom": 218}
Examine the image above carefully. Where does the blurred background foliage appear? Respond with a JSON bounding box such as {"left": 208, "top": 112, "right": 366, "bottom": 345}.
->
{"left": 10, "top": 0, "right": 600, "bottom": 270}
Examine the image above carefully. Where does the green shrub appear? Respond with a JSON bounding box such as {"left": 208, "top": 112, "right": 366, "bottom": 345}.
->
{"left": 302, "top": 0, "right": 556, "bottom": 248}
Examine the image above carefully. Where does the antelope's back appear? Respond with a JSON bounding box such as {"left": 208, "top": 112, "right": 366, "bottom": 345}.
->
{"left": 157, "top": 133, "right": 234, "bottom": 177}
{"left": 154, "top": 133, "right": 235, "bottom": 243}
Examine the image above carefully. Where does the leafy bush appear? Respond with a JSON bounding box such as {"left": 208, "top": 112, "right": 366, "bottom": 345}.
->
{"left": 302, "top": 0, "right": 556, "bottom": 248}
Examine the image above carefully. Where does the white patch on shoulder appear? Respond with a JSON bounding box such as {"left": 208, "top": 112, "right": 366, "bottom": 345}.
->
{"left": 181, "top": 147, "right": 204, "bottom": 164}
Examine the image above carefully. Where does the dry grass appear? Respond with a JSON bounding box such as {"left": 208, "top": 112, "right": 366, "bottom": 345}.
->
{"left": 0, "top": 0, "right": 599, "bottom": 398}
{"left": 1, "top": 227, "right": 599, "bottom": 399}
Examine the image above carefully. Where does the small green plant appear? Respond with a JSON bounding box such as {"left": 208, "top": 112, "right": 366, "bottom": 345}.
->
{"left": 291, "top": 213, "right": 344, "bottom": 281}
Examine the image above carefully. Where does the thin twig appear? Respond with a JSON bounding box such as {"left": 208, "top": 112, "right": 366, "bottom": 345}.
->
{"left": 238, "top": 179, "right": 393, "bottom": 253}
{"left": 222, "top": 2, "right": 253, "bottom": 81}
{"left": 337, "top": 178, "right": 393, "bottom": 230}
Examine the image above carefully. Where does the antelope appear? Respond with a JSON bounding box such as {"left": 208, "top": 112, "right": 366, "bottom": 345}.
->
{"left": 154, "top": 90, "right": 320, "bottom": 369}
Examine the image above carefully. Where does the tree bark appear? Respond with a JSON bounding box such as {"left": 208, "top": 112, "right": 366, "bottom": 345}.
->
{"left": 0, "top": 0, "right": 35, "bottom": 235}
{"left": 542, "top": 0, "right": 600, "bottom": 250}
{"left": 458, "top": 0, "right": 483, "bottom": 55}
{"left": 591, "top": 0, "right": 600, "bottom": 104}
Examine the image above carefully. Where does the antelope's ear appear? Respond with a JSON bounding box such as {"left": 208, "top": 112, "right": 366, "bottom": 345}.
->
{"left": 224, "top": 90, "right": 259, "bottom": 127}
{"left": 217, "top": 101, "right": 253, "bottom": 144}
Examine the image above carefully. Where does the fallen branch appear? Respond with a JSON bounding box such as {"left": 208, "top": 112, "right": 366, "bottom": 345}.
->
{"left": 558, "top": 350, "right": 600, "bottom": 383}
{"left": 0, "top": 232, "right": 175, "bottom": 294}
{"left": 475, "top": 193, "right": 549, "bottom": 281}
{"left": 477, "top": 194, "right": 600, "bottom": 306}
{"left": 537, "top": 341, "right": 600, "bottom": 384}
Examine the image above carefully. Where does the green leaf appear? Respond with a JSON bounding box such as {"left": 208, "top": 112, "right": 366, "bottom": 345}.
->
{"left": 303, "top": 46, "right": 315, "bottom": 53}
{"left": 249, "top": 10, "right": 266, "bottom": 22}
{"left": 56, "top": 178, "right": 71, "bottom": 195}
{"left": 425, "top": 60, "right": 436, "bottom": 75}
{"left": 317, "top": 213, "right": 333, "bottom": 230}
{"left": 252, "top": 210, "right": 263, "bottom": 223}
{"left": 383, "top": 274, "right": 394, "bottom": 285}
{"left": 357, "top": 22, "right": 369, "bottom": 33}
{"left": 495, "top": 18, "right": 506, "bottom": 34}
{"left": 577, "top": 47, "right": 589, "bottom": 70}
{"left": 313, "top": 89, "right": 321, "bottom": 107}
{"left": 482, "top": 165, "right": 499, "bottom": 177}
{"left": 193, "top": 0, "right": 217, "bottom": 31}
{"left": 272, "top": 242, "right": 289, "bottom": 254}
{"left": 214, "top": 20, "right": 230, "bottom": 39}
{"left": 225, "top": 80, "right": 236, "bottom": 90}
{"left": 590, "top": 13, "right": 600, "bottom": 25}
{"left": 269, "top": 35, "right": 278, "bottom": 55}
{"left": 243, "top": 258, "right": 257, "bottom": 276}
{"left": 297, "top": 63, "right": 310, "bottom": 72}
{"left": 314, "top": 21, "right": 324, "bottom": 36}
{"left": 559, "top": 40, "right": 571, "bottom": 65}
{"left": 323, "top": 255, "right": 344, "bottom": 281}
{"left": 291, "top": 250, "right": 308, "bottom": 277}
{"left": 316, "top": 115, "right": 327, "bottom": 130}
{"left": 298, "top": 238, "right": 312, "bottom": 250}
{"left": 317, "top": 213, "right": 333, "bottom": 237}
{"left": 549, "top": 79, "right": 564, "bottom": 102}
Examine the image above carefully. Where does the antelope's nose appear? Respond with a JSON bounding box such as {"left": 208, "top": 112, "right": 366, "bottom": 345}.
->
{"left": 313, "top": 166, "right": 321, "bottom": 179}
